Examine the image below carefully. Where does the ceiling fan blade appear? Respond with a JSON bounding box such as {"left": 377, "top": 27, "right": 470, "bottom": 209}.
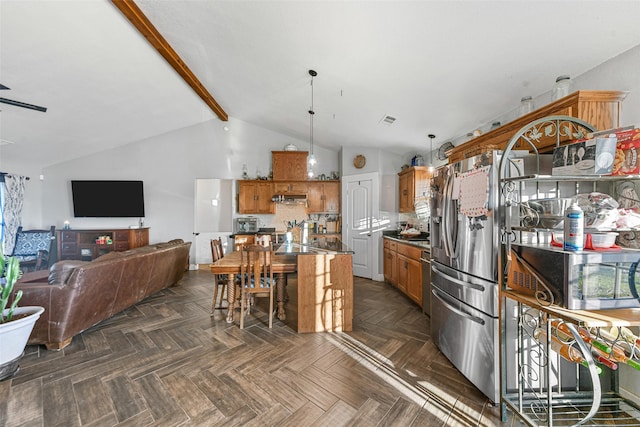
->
{"left": 0, "top": 97, "right": 47, "bottom": 112}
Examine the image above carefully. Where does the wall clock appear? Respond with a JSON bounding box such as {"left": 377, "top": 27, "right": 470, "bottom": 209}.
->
{"left": 353, "top": 154, "right": 366, "bottom": 169}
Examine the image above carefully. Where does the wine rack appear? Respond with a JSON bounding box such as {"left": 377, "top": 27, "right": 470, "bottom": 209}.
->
{"left": 502, "top": 291, "right": 640, "bottom": 426}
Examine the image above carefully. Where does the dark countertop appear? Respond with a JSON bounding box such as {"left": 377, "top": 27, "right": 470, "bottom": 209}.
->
{"left": 276, "top": 237, "right": 354, "bottom": 254}
{"left": 383, "top": 232, "right": 430, "bottom": 250}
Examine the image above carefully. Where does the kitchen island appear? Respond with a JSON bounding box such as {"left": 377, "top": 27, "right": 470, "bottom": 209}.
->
{"left": 211, "top": 237, "right": 354, "bottom": 332}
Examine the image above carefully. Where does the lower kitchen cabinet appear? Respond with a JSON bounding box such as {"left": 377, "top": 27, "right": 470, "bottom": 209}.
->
{"left": 383, "top": 238, "right": 398, "bottom": 285}
{"left": 383, "top": 237, "right": 422, "bottom": 305}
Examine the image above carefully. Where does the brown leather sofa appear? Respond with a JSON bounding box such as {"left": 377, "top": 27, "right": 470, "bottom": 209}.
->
{"left": 14, "top": 239, "right": 191, "bottom": 350}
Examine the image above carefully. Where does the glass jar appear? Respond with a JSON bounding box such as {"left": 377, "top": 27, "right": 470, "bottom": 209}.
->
{"left": 519, "top": 96, "right": 534, "bottom": 116}
{"left": 552, "top": 75, "right": 572, "bottom": 101}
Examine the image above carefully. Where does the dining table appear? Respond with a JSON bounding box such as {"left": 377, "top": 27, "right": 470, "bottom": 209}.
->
{"left": 209, "top": 250, "right": 297, "bottom": 323}
{"left": 210, "top": 238, "right": 355, "bottom": 332}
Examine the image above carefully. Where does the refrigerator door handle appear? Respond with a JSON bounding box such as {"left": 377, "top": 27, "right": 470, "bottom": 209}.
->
{"left": 432, "top": 288, "right": 486, "bottom": 326}
{"left": 442, "top": 170, "right": 454, "bottom": 258}
{"left": 432, "top": 264, "right": 485, "bottom": 292}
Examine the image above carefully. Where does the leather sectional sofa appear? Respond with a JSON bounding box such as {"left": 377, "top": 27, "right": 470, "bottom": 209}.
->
{"left": 14, "top": 239, "right": 191, "bottom": 350}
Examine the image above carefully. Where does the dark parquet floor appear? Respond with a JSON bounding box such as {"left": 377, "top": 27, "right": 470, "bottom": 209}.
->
{"left": 0, "top": 271, "right": 523, "bottom": 426}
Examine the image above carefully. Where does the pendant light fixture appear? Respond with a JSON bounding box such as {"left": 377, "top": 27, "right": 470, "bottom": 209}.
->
{"left": 307, "top": 69, "right": 317, "bottom": 177}
{"left": 428, "top": 134, "right": 436, "bottom": 172}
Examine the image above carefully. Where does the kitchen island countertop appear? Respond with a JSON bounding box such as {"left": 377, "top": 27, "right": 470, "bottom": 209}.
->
{"left": 277, "top": 237, "right": 354, "bottom": 254}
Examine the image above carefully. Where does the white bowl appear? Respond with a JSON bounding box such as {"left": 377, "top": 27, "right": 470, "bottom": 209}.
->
{"left": 590, "top": 232, "right": 618, "bottom": 248}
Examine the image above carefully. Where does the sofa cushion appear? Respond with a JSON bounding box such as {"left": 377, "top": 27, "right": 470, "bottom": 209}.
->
{"left": 93, "top": 251, "right": 124, "bottom": 262}
{"left": 48, "top": 260, "right": 88, "bottom": 285}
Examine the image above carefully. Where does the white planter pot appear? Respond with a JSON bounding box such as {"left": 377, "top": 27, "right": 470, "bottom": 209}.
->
{"left": 0, "top": 306, "right": 44, "bottom": 381}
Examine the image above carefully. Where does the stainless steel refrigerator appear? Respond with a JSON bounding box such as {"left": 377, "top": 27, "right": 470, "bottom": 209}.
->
{"left": 429, "top": 151, "right": 518, "bottom": 403}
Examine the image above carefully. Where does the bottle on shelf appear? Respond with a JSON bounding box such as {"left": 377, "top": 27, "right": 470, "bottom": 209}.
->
{"left": 549, "top": 322, "right": 616, "bottom": 370}
{"left": 552, "top": 75, "right": 573, "bottom": 101}
{"left": 534, "top": 328, "right": 601, "bottom": 374}
{"left": 551, "top": 320, "right": 611, "bottom": 355}
{"left": 564, "top": 202, "right": 584, "bottom": 251}
{"left": 590, "top": 327, "right": 640, "bottom": 371}
{"left": 610, "top": 326, "right": 640, "bottom": 347}
{"left": 519, "top": 96, "right": 534, "bottom": 117}
{"left": 593, "top": 327, "right": 637, "bottom": 359}
{"left": 553, "top": 322, "right": 637, "bottom": 370}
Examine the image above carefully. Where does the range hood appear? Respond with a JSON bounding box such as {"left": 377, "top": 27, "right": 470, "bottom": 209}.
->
{"left": 272, "top": 193, "right": 308, "bottom": 204}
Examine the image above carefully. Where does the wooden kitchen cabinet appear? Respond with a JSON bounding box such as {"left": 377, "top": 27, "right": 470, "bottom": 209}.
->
{"left": 383, "top": 239, "right": 398, "bottom": 285}
{"left": 398, "top": 166, "right": 430, "bottom": 213}
{"left": 397, "top": 242, "right": 422, "bottom": 304}
{"left": 383, "top": 237, "right": 422, "bottom": 305}
{"left": 447, "top": 90, "right": 627, "bottom": 163}
{"left": 238, "top": 180, "right": 274, "bottom": 214}
{"left": 274, "top": 181, "right": 307, "bottom": 194}
{"left": 307, "top": 181, "right": 340, "bottom": 213}
{"left": 272, "top": 151, "right": 308, "bottom": 181}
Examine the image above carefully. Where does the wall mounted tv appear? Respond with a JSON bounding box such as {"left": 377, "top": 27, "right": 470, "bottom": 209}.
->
{"left": 72, "top": 180, "right": 145, "bottom": 218}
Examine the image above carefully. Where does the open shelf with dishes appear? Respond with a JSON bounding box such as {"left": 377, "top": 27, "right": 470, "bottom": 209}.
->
{"left": 498, "top": 116, "right": 640, "bottom": 425}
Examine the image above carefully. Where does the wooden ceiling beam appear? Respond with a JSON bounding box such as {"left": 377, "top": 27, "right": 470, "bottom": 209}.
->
{"left": 112, "top": 0, "right": 228, "bottom": 121}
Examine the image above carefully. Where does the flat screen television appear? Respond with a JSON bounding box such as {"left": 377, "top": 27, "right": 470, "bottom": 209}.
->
{"left": 72, "top": 180, "right": 145, "bottom": 218}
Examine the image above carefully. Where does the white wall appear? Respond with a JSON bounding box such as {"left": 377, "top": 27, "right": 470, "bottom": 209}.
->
{"left": 41, "top": 117, "right": 339, "bottom": 249}
{"left": 574, "top": 44, "right": 640, "bottom": 128}
{"left": 465, "top": 44, "right": 640, "bottom": 144}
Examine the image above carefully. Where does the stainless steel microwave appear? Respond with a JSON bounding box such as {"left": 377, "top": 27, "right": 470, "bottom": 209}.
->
{"left": 510, "top": 243, "right": 640, "bottom": 310}
{"left": 234, "top": 217, "right": 259, "bottom": 233}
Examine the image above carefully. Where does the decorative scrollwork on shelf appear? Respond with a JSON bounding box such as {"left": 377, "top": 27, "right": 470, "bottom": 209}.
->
{"left": 517, "top": 119, "right": 590, "bottom": 150}
{"left": 518, "top": 306, "right": 551, "bottom": 423}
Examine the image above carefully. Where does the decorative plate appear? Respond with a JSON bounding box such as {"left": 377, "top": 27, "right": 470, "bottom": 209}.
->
{"left": 353, "top": 154, "right": 366, "bottom": 169}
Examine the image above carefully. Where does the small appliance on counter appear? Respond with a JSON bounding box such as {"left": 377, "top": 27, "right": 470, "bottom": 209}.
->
{"left": 234, "top": 217, "right": 259, "bottom": 234}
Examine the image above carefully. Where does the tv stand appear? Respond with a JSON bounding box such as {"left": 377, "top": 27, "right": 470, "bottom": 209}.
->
{"left": 58, "top": 228, "right": 149, "bottom": 261}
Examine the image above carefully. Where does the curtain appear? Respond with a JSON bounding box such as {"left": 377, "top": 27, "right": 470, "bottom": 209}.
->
{"left": 2, "top": 175, "right": 27, "bottom": 255}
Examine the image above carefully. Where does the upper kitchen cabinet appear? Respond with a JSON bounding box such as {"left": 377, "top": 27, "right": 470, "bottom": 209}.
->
{"left": 238, "top": 180, "right": 274, "bottom": 214}
{"left": 307, "top": 181, "right": 340, "bottom": 214}
{"left": 274, "top": 181, "right": 307, "bottom": 195}
{"left": 272, "top": 151, "right": 308, "bottom": 181}
{"left": 447, "top": 90, "right": 627, "bottom": 163}
{"left": 398, "top": 166, "right": 430, "bottom": 213}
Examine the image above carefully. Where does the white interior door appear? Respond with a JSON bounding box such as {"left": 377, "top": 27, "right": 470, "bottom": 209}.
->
{"left": 194, "top": 179, "right": 233, "bottom": 264}
{"left": 343, "top": 173, "right": 379, "bottom": 279}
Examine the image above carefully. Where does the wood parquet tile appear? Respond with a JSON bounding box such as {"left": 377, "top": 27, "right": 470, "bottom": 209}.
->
{"left": 0, "top": 271, "right": 517, "bottom": 427}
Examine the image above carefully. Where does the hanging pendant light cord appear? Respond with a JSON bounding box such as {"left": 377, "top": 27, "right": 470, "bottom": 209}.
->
{"left": 309, "top": 70, "right": 316, "bottom": 156}
{"left": 308, "top": 69, "right": 318, "bottom": 171}
{"left": 428, "top": 134, "right": 436, "bottom": 171}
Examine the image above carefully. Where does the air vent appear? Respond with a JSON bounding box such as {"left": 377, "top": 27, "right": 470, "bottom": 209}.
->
{"left": 380, "top": 115, "right": 396, "bottom": 125}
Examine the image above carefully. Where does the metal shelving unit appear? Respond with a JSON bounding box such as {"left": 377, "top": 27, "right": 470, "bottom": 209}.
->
{"left": 498, "top": 116, "right": 640, "bottom": 426}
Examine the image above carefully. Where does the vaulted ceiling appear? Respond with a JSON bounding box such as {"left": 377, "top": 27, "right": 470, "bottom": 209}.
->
{"left": 2, "top": 1, "right": 640, "bottom": 168}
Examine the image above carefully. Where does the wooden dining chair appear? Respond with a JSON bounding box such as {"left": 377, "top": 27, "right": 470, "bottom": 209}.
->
{"left": 239, "top": 244, "right": 275, "bottom": 329}
{"left": 210, "top": 238, "right": 229, "bottom": 312}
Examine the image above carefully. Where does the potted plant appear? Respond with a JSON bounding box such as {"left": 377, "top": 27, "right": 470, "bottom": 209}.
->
{"left": 0, "top": 251, "right": 44, "bottom": 381}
